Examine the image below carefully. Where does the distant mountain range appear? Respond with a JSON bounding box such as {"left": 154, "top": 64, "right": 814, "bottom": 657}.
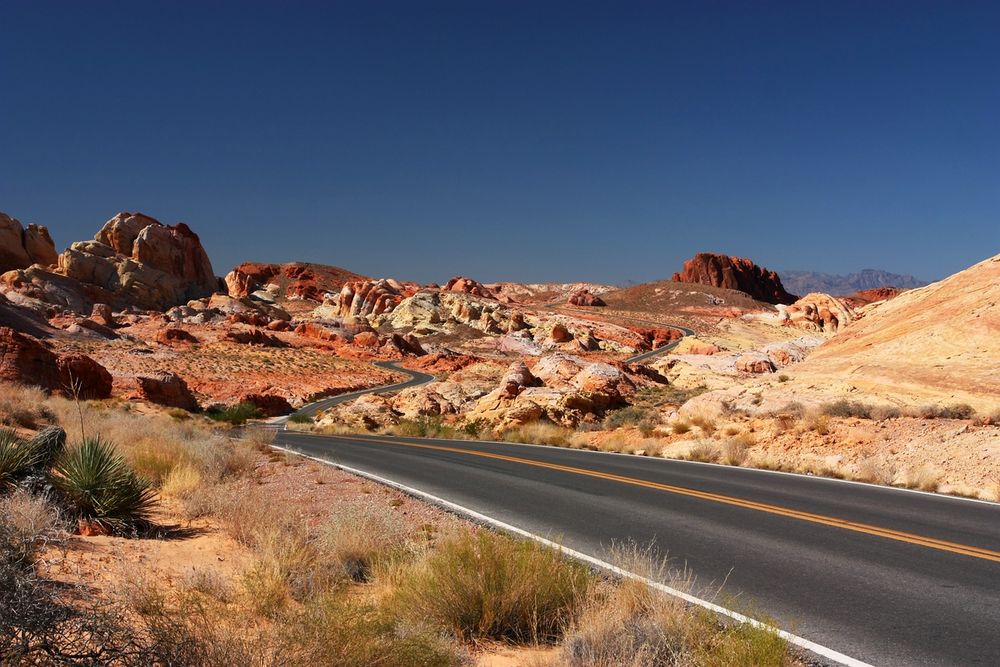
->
{"left": 778, "top": 269, "right": 929, "bottom": 296}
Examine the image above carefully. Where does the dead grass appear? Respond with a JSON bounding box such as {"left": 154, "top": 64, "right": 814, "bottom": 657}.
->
{"left": 502, "top": 422, "right": 574, "bottom": 447}
{"left": 900, "top": 464, "right": 942, "bottom": 492}
{"left": 719, "top": 434, "right": 754, "bottom": 466}
{"left": 0, "top": 384, "right": 52, "bottom": 429}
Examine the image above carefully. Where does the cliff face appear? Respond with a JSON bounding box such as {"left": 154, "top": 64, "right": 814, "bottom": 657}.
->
{"left": 672, "top": 253, "right": 796, "bottom": 305}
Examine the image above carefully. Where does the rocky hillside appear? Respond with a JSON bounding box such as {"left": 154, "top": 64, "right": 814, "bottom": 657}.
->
{"left": 671, "top": 253, "right": 796, "bottom": 305}
{"left": 779, "top": 268, "right": 927, "bottom": 296}
{"left": 2, "top": 212, "right": 217, "bottom": 312}
{"left": 795, "top": 253, "right": 1000, "bottom": 409}
{"left": 225, "top": 262, "right": 369, "bottom": 301}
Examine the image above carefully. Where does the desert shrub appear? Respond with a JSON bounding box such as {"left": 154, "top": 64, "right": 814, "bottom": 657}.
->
{"left": 777, "top": 374, "right": 789, "bottom": 383}
{"left": 319, "top": 502, "right": 409, "bottom": 582}
{"left": 288, "top": 412, "right": 313, "bottom": 424}
{"left": 52, "top": 437, "right": 157, "bottom": 533}
{"left": 206, "top": 402, "right": 262, "bottom": 426}
{"left": 394, "top": 529, "right": 590, "bottom": 643}
{"left": 631, "top": 385, "right": 708, "bottom": 409}
{"left": 391, "top": 416, "right": 465, "bottom": 440}
{"left": 803, "top": 412, "right": 830, "bottom": 435}
{"left": 25, "top": 426, "right": 67, "bottom": 471}
{"left": 670, "top": 419, "right": 692, "bottom": 435}
{"left": 604, "top": 406, "right": 658, "bottom": 431}
{"left": 685, "top": 441, "right": 717, "bottom": 463}
{"left": 988, "top": 409, "right": 1000, "bottom": 426}
{"left": 869, "top": 404, "right": 902, "bottom": 421}
{"left": 901, "top": 465, "right": 941, "bottom": 492}
{"left": 0, "top": 429, "right": 36, "bottom": 491}
{"left": 0, "top": 384, "right": 52, "bottom": 430}
{"left": 916, "top": 403, "right": 976, "bottom": 420}
{"left": 285, "top": 593, "right": 465, "bottom": 667}
{"left": 854, "top": 458, "right": 896, "bottom": 485}
{"left": 720, "top": 434, "right": 754, "bottom": 466}
{"left": 502, "top": 422, "right": 573, "bottom": 446}
{"left": 689, "top": 413, "right": 716, "bottom": 436}
{"left": 822, "top": 400, "right": 873, "bottom": 419}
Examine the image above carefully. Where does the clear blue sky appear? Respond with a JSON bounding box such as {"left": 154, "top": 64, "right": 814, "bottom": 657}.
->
{"left": 2, "top": 1, "right": 998, "bottom": 284}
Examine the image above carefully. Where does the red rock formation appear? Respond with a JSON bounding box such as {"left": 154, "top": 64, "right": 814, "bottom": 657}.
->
{"left": 0, "top": 213, "right": 58, "bottom": 272}
{"left": 0, "top": 327, "right": 112, "bottom": 398}
{"left": 843, "top": 287, "right": 904, "bottom": 308}
{"left": 334, "top": 279, "right": 415, "bottom": 319}
{"left": 225, "top": 262, "right": 368, "bottom": 301}
{"left": 240, "top": 393, "right": 293, "bottom": 417}
{"left": 223, "top": 328, "right": 286, "bottom": 348}
{"left": 406, "top": 351, "right": 481, "bottom": 373}
{"left": 444, "top": 276, "right": 495, "bottom": 299}
{"left": 294, "top": 322, "right": 342, "bottom": 343}
{"left": 156, "top": 328, "right": 199, "bottom": 345}
{"left": 132, "top": 371, "right": 199, "bottom": 411}
{"left": 672, "top": 253, "right": 796, "bottom": 305}
{"left": 567, "top": 288, "right": 606, "bottom": 307}
{"left": 90, "top": 304, "right": 115, "bottom": 327}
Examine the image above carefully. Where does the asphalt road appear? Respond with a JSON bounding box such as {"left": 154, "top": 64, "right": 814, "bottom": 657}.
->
{"left": 270, "top": 337, "right": 1000, "bottom": 665}
{"left": 288, "top": 361, "right": 435, "bottom": 419}
{"left": 274, "top": 429, "right": 1000, "bottom": 666}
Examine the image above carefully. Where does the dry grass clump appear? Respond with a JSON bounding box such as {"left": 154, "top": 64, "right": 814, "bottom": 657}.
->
{"left": 604, "top": 406, "right": 659, "bottom": 436}
{"left": 0, "top": 384, "right": 52, "bottom": 429}
{"left": 689, "top": 413, "right": 716, "bottom": 436}
{"left": 682, "top": 441, "right": 718, "bottom": 463}
{"left": 393, "top": 528, "right": 591, "bottom": 643}
{"left": 561, "top": 543, "right": 790, "bottom": 667}
{"left": 913, "top": 403, "right": 977, "bottom": 420}
{"left": 900, "top": 465, "right": 942, "bottom": 492}
{"left": 671, "top": 419, "right": 692, "bottom": 435}
{"left": 719, "top": 434, "right": 754, "bottom": 466}
{"left": 853, "top": 458, "right": 897, "bottom": 486}
{"left": 502, "top": 422, "right": 574, "bottom": 447}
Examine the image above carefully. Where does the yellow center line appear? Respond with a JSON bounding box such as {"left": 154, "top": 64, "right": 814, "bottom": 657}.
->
{"left": 306, "top": 433, "right": 1000, "bottom": 564}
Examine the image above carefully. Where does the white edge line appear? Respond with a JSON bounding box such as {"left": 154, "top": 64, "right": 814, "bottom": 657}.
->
{"left": 270, "top": 442, "right": 874, "bottom": 667}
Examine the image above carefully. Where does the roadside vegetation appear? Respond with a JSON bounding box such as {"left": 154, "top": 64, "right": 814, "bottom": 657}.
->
{"left": 0, "top": 381, "right": 796, "bottom": 666}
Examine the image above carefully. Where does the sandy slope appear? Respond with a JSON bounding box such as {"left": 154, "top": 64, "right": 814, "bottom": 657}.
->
{"left": 795, "top": 253, "right": 1000, "bottom": 410}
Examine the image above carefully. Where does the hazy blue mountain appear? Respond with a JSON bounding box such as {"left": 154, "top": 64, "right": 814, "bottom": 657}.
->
{"left": 778, "top": 269, "right": 929, "bottom": 296}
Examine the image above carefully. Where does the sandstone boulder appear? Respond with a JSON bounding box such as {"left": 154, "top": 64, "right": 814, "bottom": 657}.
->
{"left": 567, "top": 288, "right": 606, "bottom": 307}
{"left": 240, "top": 393, "right": 294, "bottom": 417}
{"left": 735, "top": 352, "right": 776, "bottom": 374}
{"left": 132, "top": 371, "right": 199, "bottom": 411}
{"left": 224, "top": 328, "right": 286, "bottom": 348}
{"left": 444, "top": 276, "right": 495, "bottom": 299}
{"left": 0, "top": 327, "right": 112, "bottom": 399}
{"left": 225, "top": 262, "right": 369, "bottom": 301}
{"left": 0, "top": 213, "right": 58, "bottom": 272}
{"left": 90, "top": 303, "right": 115, "bottom": 327}
{"left": 672, "top": 253, "right": 796, "bottom": 305}
{"left": 549, "top": 323, "right": 573, "bottom": 343}
{"left": 780, "top": 293, "right": 854, "bottom": 333}
{"left": 156, "top": 328, "right": 199, "bottom": 345}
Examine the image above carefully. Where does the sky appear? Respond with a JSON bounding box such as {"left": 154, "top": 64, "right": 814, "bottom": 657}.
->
{"left": 2, "top": 1, "right": 999, "bottom": 285}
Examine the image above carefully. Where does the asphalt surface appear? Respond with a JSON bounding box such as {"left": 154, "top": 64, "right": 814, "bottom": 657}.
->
{"left": 269, "top": 338, "right": 1000, "bottom": 666}
{"left": 275, "top": 429, "right": 1000, "bottom": 666}
{"left": 288, "top": 361, "right": 435, "bottom": 419}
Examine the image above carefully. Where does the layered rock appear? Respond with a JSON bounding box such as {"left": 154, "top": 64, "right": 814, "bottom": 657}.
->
{"left": 567, "top": 288, "right": 606, "bottom": 307}
{"left": 4, "top": 212, "right": 219, "bottom": 313}
{"left": 0, "top": 326, "right": 112, "bottom": 398}
{"left": 443, "top": 276, "right": 495, "bottom": 299}
{"left": 225, "top": 262, "right": 368, "bottom": 301}
{"left": 0, "top": 213, "right": 58, "bottom": 272}
{"left": 332, "top": 279, "right": 415, "bottom": 320}
{"left": 779, "top": 293, "right": 854, "bottom": 333}
{"left": 672, "top": 253, "right": 796, "bottom": 305}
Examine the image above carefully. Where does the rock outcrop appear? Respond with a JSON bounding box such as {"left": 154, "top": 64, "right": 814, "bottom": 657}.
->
{"left": 443, "top": 276, "right": 495, "bottom": 299}
{"left": 672, "top": 253, "right": 796, "bottom": 305}
{"left": 131, "top": 371, "right": 199, "bottom": 411}
{"left": 0, "top": 326, "right": 112, "bottom": 398}
{"left": 567, "top": 288, "right": 606, "bottom": 307}
{"left": 333, "top": 279, "right": 414, "bottom": 320}
{"left": 225, "top": 262, "right": 369, "bottom": 301}
{"left": 240, "top": 393, "right": 293, "bottom": 417}
{"left": 779, "top": 293, "right": 854, "bottom": 333}
{"left": 0, "top": 213, "right": 58, "bottom": 272}
{"left": 4, "top": 212, "right": 218, "bottom": 313}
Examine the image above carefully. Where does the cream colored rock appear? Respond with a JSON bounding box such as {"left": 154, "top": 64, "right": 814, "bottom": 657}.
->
{"left": 0, "top": 213, "right": 58, "bottom": 272}
{"left": 779, "top": 293, "right": 854, "bottom": 333}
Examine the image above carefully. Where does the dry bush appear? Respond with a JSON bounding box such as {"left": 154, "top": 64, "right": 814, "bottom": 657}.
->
{"left": 913, "top": 403, "right": 977, "bottom": 420}
{"left": 801, "top": 412, "right": 830, "bottom": 436}
{"left": 319, "top": 501, "right": 410, "bottom": 582}
{"left": 502, "top": 422, "right": 573, "bottom": 447}
{"left": 671, "top": 419, "right": 692, "bottom": 435}
{"left": 689, "top": 413, "right": 716, "bottom": 436}
{"left": 178, "top": 567, "right": 232, "bottom": 602}
{"left": 562, "top": 543, "right": 790, "bottom": 667}
{"left": 393, "top": 528, "right": 591, "bottom": 643}
{"left": 683, "top": 441, "right": 717, "bottom": 463}
{"left": 821, "top": 400, "right": 874, "bottom": 419}
{"left": 0, "top": 383, "right": 52, "bottom": 429}
{"left": 853, "top": 458, "right": 896, "bottom": 485}
{"left": 901, "top": 465, "right": 942, "bottom": 492}
{"left": 720, "top": 434, "right": 754, "bottom": 466}
{"left": 0, "top": 491, "right": 65, "bottom": 561}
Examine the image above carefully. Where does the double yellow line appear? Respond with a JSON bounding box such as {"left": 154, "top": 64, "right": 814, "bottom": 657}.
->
{"left": 327, "top": 434, "right": 1000, "bottom": 564}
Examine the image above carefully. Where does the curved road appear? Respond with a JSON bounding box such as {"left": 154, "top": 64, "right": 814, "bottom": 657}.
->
{"left": 267, "top": 332, "right": 1000, "bottom": 666}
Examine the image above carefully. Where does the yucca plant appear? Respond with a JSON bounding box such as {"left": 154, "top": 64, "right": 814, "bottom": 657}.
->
{"left": 52, "top": 437, "right": 157, "bottom": 533}
{"left": 0, "top": 429, "right": 36, "bottom": 491}
{"left": 25, "top": 426, "right": 67, "bottom": 470}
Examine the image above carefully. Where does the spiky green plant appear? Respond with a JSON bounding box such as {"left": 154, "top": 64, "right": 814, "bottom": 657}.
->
{"left": 26, "top": 426, "right": 67, "bottom": 470}
{"left": 0, "top": 429, "right": 36, "bottom": 491}
{"left": 52, "top": 437, "right": 157, "bottom": 532}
